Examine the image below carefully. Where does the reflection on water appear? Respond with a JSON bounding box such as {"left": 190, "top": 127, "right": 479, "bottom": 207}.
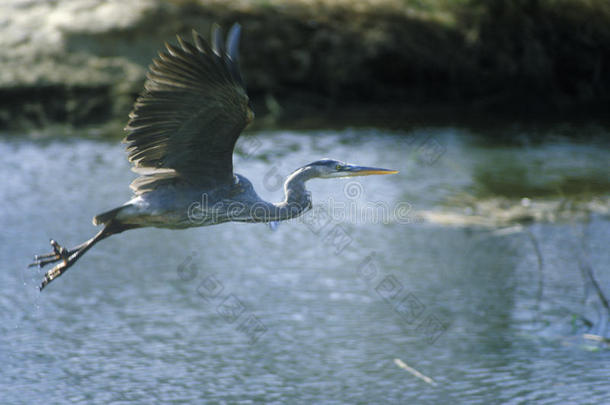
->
{"left": 1, "top": 127, "right": 609, "bottom": 403}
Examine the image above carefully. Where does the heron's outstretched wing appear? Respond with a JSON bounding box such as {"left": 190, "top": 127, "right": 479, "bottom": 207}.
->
{"left": 124, "top": 24, "right": 253, "bottom": 194}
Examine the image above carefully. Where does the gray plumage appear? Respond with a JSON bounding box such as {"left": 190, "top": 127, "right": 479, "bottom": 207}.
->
{"left": 125, "top": 24, "right": 251, "bottom": 193}
{"left": 30, "top": 24, "right": 397, "bottom": 291}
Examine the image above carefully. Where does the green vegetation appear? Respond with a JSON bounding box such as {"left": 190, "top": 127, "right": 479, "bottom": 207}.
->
{"left": 1, "top": 0, "right": 608, "bottom": 132}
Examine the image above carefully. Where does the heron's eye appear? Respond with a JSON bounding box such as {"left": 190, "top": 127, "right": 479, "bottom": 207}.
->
{"left": 335, "top": 164, "right": 343, "bottom": 170}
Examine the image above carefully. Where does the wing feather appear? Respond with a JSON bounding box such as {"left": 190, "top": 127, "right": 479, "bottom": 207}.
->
{"left": 123, "top": 23, "right": 252, "bottom": 195}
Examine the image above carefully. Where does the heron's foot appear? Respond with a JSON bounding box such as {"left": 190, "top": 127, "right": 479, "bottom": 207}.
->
{"left": 39, "top": 259, "right": 73, "bottom": 291}
{"left": 29, "top": 239, "right": 74, "bottom": 269}
{"left": 31, "top": 240, "right": 81, "bottom": 290}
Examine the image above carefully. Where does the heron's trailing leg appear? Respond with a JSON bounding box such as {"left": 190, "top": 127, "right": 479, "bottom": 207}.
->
{"left": 33, "top": 223, "right": 126, "bottom": 291}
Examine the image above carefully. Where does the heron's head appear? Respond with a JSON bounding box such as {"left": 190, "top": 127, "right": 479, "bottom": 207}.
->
{"left": 305, "top": 159, "right": 398, "bottom": 179}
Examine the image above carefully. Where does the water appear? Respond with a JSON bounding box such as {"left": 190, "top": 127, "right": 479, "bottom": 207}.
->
{"left": 1, "top": 127, "right": 609, "bottom": 403}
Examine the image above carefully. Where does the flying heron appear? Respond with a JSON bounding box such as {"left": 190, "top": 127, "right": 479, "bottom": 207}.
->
{"left": 30, "top": 23, "right": 398, "bottom": 290}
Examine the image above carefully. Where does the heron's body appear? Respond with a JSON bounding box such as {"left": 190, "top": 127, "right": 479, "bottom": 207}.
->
{"left": 104, "top": 178, "right": 246, "bottom": 230}
{"left": 31, "top": 23, "right": 396, "bottom": 290}
{"left": 105, "top": 171, "right": 312, "bottom": 230}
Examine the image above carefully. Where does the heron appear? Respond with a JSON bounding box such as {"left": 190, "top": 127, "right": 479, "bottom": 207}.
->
{"left": 30, "top": 23, "right": 398, "bottom": 290}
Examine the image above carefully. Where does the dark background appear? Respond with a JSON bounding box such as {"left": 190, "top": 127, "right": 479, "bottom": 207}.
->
{"left": 1, "top": 0, "right": 609, "bottom": 133}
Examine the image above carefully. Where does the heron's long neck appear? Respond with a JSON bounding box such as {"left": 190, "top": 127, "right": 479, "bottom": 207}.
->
{"left": 271, "top": 167, "right": 315, "bottom": 221}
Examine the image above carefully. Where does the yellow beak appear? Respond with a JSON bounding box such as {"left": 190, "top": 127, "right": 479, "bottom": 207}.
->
{"left": 344, "top": 165, "right": 399, "bottom": 176}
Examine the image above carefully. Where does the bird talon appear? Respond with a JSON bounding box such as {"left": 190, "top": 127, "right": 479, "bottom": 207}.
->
{"left": 50, "top": 239, "right": 69, "bottom": 262}
{"left": 39, "top": 258, "right": 72, "bottom": 291}
{"left": 39, "top": 274, "right": 51, "bottom": 291}
{"left": 30, "top": 239, "right": 71, "bottom": 269}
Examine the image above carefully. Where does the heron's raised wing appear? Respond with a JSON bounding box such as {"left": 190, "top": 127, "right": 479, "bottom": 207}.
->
{"left": 124, "top": 24, "right": 253, "bottom": 194}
